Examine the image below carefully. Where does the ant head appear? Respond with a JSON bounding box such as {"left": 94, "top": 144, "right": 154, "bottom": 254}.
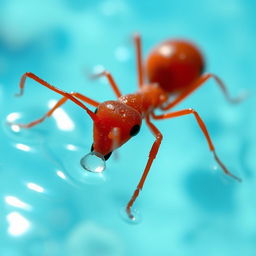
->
{"left": 91, "top": 101, "right": 142, "bottom": 160}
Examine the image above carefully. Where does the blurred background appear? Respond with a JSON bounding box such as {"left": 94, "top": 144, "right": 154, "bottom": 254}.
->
{"left": 0, "top": 0, "right": 255, "bottom": 255}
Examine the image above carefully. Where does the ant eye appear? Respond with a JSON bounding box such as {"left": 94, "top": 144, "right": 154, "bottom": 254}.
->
{"left": 94, "top": 108, "right": 98, "bottom": 114}
{"left": 104, "top": 151, "right": 112, "bottom": 161}
{"left": 90, "top": 144, "right": 94, "bottom": 152}
{"left": 130, "top": 124, "right": 140, "bottom": 136}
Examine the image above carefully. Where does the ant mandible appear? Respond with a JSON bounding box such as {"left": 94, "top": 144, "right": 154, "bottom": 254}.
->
{"left": 13, "top": 33, "right": 243, "bottom": 220}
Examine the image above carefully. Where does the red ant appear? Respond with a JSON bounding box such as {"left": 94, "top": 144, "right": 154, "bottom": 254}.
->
{"left": 13, "top": 33, "right": 243, "bottom": 220}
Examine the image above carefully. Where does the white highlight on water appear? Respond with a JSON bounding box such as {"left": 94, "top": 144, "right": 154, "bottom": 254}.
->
{"left": 48, "top": 100, "right": 75, "bottom": 131}
{"left": 26, "top": 182, "right": 44, "bottom": 193}
{"left": 15, "top": 143, "right": 31, "bottom": 152}
{"left": 7, "top": 212, "right": 31, "bottom": 236}
{"left": 5, "top": 196, "right": 31, "bottom": 210}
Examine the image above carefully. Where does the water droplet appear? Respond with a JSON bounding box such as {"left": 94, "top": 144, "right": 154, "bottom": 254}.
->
{"left": 80, "top": 152, "right": 106, "bottom": 173}
{"left": 106, "top": 103, "right": 115, "bottom": 110}
{"left": 120, "top": 207, "right": 142, "bottom": 224}
{"left": 47, "top": 144, "right": 109, "bottom": 186}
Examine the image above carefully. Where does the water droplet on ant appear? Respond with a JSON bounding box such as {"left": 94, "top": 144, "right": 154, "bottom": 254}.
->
{"left": 49, "top": 145, "right": 108, "bottom": 186}
{"left": 106, "top": 103, "right": 115, "bottom": 110}
{"left": 80, "top": 152, "right": 106, "bottom": 173}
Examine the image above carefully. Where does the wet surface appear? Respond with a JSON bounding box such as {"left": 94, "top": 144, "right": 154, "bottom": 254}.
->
{"left": 1, "top": 0, "right": 256, "bottom": 255}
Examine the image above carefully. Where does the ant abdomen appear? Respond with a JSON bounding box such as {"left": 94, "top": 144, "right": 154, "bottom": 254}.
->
{"left": 146, "top": 40, "right": 205, "bottom": 94}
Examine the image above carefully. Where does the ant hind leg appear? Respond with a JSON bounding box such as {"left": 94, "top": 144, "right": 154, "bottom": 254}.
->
{"left": 152, "top": 109, "right": 242, "bottom": 182}
{"left": 161, "top": 73, "right": 247, "bottom": 111}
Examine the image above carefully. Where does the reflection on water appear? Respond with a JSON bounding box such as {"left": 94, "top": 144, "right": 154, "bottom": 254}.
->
{"left": 15, "top": 143, "right": 32, "bottom": 152}
{"left": 48, "top": 100, "right": 75, "bottom": 132}
{"left": 26, "top": 183, "right": 45, "bottom": 193}
{"left": 7, "top": 212, "right": 31, "bottom": 236}
{"left": 5, "top": 196, "right": 32, "bottom": 210}
{"left": 56, "top": 170, "right": 67, "bottom": 180}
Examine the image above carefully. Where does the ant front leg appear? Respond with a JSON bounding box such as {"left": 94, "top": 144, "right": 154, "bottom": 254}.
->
{"left": 13, "top": 92, "right": 99, "bottom": 128}
{"left": 90, "top": 71, "right": 122, "bottom": 98}
{"left": 152, "top": 109, "right": 242, "bottom": 182}
{"left": 11, "top": 97, "right": 69, "bottom": 128}
{"left": 133, "top": 33, "right": 144, "bottom": 88}
{"left": 13, "top": 72, "right": 98, "bottom": 127}
{"left": 161, "top": 73, "right": 246, "bottom": 111}
{"left": 126, "top": 115, "right": 163, "bottom": 220}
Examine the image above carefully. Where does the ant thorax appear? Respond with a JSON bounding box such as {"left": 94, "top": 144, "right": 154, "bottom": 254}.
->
{"left": 119, "top": 84, "right": 168, "bottom": 116}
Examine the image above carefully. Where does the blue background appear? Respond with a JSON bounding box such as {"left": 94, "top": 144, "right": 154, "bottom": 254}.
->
{"left": 0, "top": 0, "right": 255, "bottom": 255}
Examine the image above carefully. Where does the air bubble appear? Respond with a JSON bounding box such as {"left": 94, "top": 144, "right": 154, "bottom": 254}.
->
{"left": 80, "top": 152, "right": 106, "bottom": 173}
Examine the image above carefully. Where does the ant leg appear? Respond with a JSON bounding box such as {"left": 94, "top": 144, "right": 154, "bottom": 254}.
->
{"left": 90, "top": 71, "right": 122, "bottom": 98}
{"left": 152, "top": 109, "right": 242, "bottom": 182}
{"left": 12, "top": 97, "right": 68, "bottom": 128}
{"left": 71, "top": 92, "right": 99, "bottom": 107}
{"left": 12, "top": 91, "right": 100, "bottom": 128}
{"left": 126, "top": 115, "right": 163, "bottom": 219}
{"left": 134, "top": 33, "right": 144, "bottom": 88}
{"left": 16, "top": 72, "right": 98, "bottom": 122}
{"left": 161, "top": 73, "right": 246, "bottom": 111}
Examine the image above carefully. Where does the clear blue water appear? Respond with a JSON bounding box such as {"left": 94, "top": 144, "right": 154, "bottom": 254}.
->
{"left": 1, "top": 0, "right": 256, "bottom": 255}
